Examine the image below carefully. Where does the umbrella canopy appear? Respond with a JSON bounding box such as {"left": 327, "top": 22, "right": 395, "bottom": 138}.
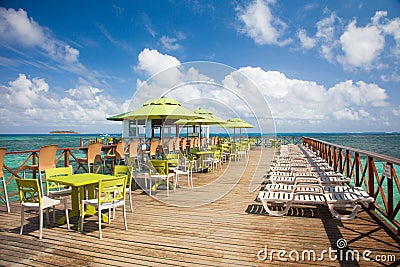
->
{"left": 221, "top": 118, "right": 254, "bottom": 129}
{"left": 174, "top": 108, "right": 226, "bottom": 138}
{"left": 174, "top": 108, "right": 226, "bottom": 126}
{"left": 124, "top": 98, "right": 200, "bottom": 120}
{"left": 219, "top": 118, "right": 254, "bottom": 141}
{"left": 106, "top": 98, "right": 200, "bottom": 121}
{"left": 106, "top": 112, "right": 129, "bottom": 121}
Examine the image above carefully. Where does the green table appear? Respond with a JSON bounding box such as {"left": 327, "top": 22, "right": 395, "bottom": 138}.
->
{"left": 47, "top": 173, "right": 114, "bottom": 226}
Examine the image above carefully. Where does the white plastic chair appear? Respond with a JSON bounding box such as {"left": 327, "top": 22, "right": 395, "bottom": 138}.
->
{"left": 16, "top": 178, "right": 70, "bottom": 239}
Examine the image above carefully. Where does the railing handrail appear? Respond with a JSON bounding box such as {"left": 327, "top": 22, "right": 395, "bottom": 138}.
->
{"left": 302, "top": 136, "right": 400, "bottom": 164}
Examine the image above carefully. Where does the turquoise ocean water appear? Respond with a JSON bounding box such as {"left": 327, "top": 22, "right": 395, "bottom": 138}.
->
{"left": 0, "top": 132, "right": 399, "bottom": 223}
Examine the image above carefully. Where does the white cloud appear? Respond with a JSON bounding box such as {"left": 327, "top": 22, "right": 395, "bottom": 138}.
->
{"left": 236, "top": 0, "right": 292, "bottom": 46}
{"left": 0, "top": 74, "right": 125, "bottom": 132}
{"left": 332, "top": 108, "right": 360, "bottom": 121}
{"left": 233, "top": 67, "right": 390, "bottom": 125}
{"left": 0, "top": 8, "right": 45, "bottom": 46}
{"left": 315, "top": 12, "right": 338, "bottom": 62}
{"left": 307, "top": 10, "right": 400, "bottom": 72}
{"left": 132, "top": 50, "right": 395, "bottom": 131}
{"left": 136, "top": 48, "right": 181, "bottom": 76}
{"left": 328, "top": 80, "right": 388, "bottom": 107}
{"left": 297, "top": 29, "right": 316, "bottom": 50}
{"left": 141, "top": 12, "right": 156, "bottom": 38}
{"left": 0, "top": 7, "right": 83, "bottom": 68}
{"left": 338, "top": 20, "right": 385, "bottom": 69}
{"left": 160, "top": 35, "right": 182, "bottom": 51}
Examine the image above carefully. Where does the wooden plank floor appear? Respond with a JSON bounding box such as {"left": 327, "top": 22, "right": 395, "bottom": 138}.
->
{"left": 0, "top": 147, "right": 399, "bottom": 266}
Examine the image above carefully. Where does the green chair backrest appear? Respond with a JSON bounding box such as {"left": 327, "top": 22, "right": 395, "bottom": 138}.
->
{"left": 213, "top": 150, "right": 222, "bottom": 160}
{"left": 45, "top": 166, "right": 72, "bottom": 195}
{"left": 98, "top": 176, "right": 127, "bottom": 205}
{"left": 149, "top": 160, "right": 169, "bottom": 175}
{"left": 126, "top": 157, "right": 137, "bottom": 173}
{"left": 16, "top": 178, "right": 42, "bottom": 205}
{"left": 114, "top": 165, "right": 132, "bottom": 189}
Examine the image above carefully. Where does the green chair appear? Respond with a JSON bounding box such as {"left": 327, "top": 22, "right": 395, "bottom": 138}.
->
{"left": 45, "top": 166, "right": 73, "bottom": 198}
{"left": 165, "top": 153, "right": 180, "bottom": 172}
{"left": 114, "top": 165, "right": 133, "bottom": 212}
{"left": 148, "top": 160, "right": 175, "bottom": 196}
{"left": 16, "top": 178, "right": 70, "bottom": 239}
{"left": 80, "top": 175, "right": 128, "bottom": 239}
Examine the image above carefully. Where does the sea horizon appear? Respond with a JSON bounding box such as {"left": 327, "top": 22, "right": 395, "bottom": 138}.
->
{"left": 0, "top": 131, "right": 399, "bottom": 136}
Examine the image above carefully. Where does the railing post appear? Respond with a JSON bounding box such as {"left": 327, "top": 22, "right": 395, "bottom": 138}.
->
{"left": 338, "top": 148, "right": 343, "bottom": 173}
{"left": 64, "top": 149, "right": 70, "bottom": 167}
{"left": 367, "top": 156, "right": 375, "bottom": 210}
{"left": 333, "top": 146, "right": 337, "bottom": 172}
{"left": 387, "top": 163, "right": 393, "bottom": 220}
{"left": 345, "top": 149, "right": 350, "bottom": 178}
{"left": 32, "top": 152, "right": 37, "bottom": 179}
{"left": 355, "top": 152, "right": 360, "bottom": 186}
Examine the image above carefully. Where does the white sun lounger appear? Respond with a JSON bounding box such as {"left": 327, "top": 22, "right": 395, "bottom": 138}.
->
{"left": 268, "top": 174, "right": 351, "bottom": 185}
{"left": 258, "top": 185, "right": 374, "bottom": 220}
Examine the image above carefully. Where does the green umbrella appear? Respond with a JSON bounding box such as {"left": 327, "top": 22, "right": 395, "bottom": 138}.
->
{"left": 106, "top": 112, "right": 129, "bottom": 121}
{"left": 107, "top": 98, "right": 200, "bottom": 121}
{"left": 219, "top": 118, "right": 254, "bottom": 141}
{"left": 122, "top": 98, "right": 200, "bottom": 120}
{"left": 107, "top": 97, "right": 200, "bottom": 142}
{"left": 174, "top": 108, "right": 226, "bottom": 137}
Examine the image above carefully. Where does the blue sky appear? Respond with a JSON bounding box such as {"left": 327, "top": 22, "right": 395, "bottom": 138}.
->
{"left": 0, "top": 0, "right": 399, "bottom": 134}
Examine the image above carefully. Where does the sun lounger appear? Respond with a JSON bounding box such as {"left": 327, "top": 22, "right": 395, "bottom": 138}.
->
{"left": 268, "top": 172, "right": 351, "bottom": 185}
{"left": 258, "top": 184, "right": 374, "bottom": 220}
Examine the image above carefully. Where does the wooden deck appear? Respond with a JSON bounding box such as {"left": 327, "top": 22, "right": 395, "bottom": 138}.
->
{"left": 0, "top": 148, "right": 399, "bottom": 266}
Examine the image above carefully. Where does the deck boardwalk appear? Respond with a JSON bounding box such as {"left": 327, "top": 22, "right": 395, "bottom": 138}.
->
{"left": 0, "top": 147, "right": 399, "bottom": 266}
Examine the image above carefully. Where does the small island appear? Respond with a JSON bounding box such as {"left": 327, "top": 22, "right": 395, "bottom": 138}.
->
{"left": 49, "top": 130, "right": 80, "bottom": 134}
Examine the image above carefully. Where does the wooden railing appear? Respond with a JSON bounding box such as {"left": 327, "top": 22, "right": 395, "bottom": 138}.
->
{"left": 0, "top": 145, "right": 116, "bottom": 200}
{"left": 302, "top": 137, "right": 400, "bottom": 235}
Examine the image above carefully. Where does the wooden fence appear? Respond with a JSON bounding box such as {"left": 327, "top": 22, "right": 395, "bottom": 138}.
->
{"left": 302, "top": 137, "right": 400, "bottom": 235}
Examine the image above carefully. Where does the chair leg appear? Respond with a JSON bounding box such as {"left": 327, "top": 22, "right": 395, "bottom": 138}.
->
{"left": 39, "top": 172, "right": 44, "bottom": 196}
{"left": 20, "top": 206, "right": 24, "bottom": 235}
{"left": 80, "top": 200, "right": 85, "bottom": 233}
{"left": 123, "top": 205, "right": 128, "bottom": 231}
{"left": 166, "top": 177, "right": 169, "bottom": 197}
{"left": 1, "top": 177, "right": 10, "bottom": 213}
{"left": 39, "top": 208, "right": 43, "bottom": 239}
{"left": 64, "top": 199, "right": 70, "bottom": 230}
{"left": 98, "top": 209, "right": 102, "bottom": 239}
{"left": 129, "top": 190, "right": 133, "bottom": 212}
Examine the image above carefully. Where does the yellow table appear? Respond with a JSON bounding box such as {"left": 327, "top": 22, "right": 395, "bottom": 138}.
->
{"left": 47, "top": 173, "right": 114, "bottom": 226}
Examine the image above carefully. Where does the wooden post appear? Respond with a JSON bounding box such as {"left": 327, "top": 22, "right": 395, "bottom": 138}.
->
{"left": 367, "top": 156, "right": 375, "bottom": 210}
{"left": 338, "top": 148, "right": 343, "bottom": 173}
{"left": 386, "top": 163, "right": 393, "bottom": 220}
{"left": 355, "top": 152, "right": 360, "bottom": 186}
{"left": 32, "top": 152, "right": 37, "bottom": 179}
{"left": 345, "top": 150, "right": 349, "bottom": 178}
{"left": 64, "top": 149, "right": 70, "bottom": 167}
